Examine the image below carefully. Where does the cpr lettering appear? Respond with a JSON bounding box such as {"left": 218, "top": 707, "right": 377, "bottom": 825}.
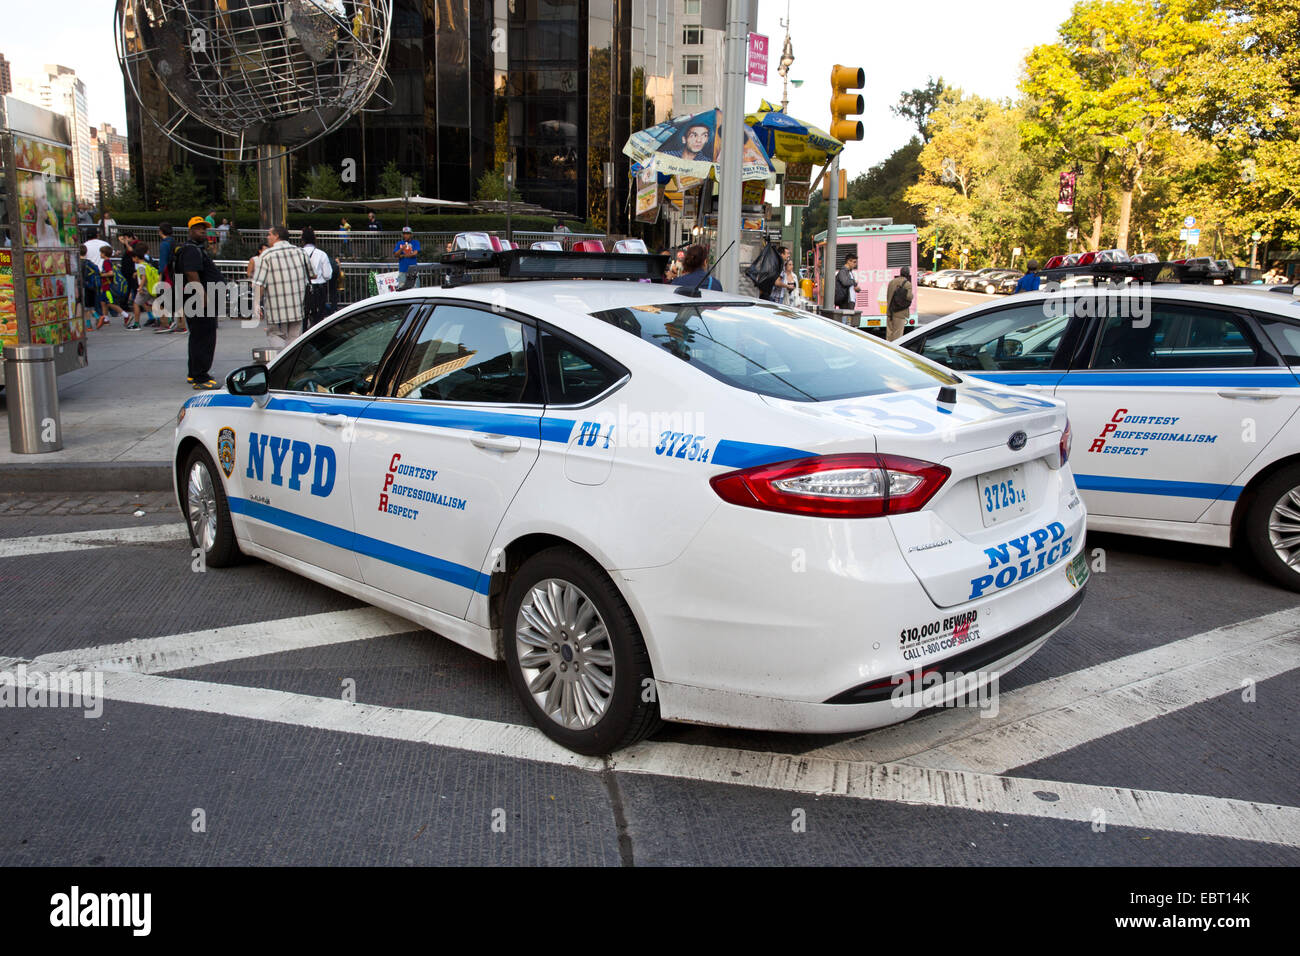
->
{"left": 1090, "top": 408, "right": 1126, "bottom": 453}
{"left": 968, "top": 521, "right": 1073, "bottom": 599}
{"left": 245, "top": 432, "right": 336, "bottom": 496}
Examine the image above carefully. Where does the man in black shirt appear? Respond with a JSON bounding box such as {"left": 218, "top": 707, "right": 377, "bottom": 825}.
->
{"left": 834, "top": 253, "right": 859, "bottom": 310}
{"left": 174, "top": 216, "right": 225, "bottom": 389}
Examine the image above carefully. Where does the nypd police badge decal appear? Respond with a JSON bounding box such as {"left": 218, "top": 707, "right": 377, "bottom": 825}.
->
{"left": 217, "top": 427, "right": 236, "bottom": 478}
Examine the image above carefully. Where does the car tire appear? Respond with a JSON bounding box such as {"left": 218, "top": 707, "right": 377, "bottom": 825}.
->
{"left": 503, "top": 546, "right": 661, "bottom": 754}
{"left": 181, "top": 445, "right": 242, "bottom": 568}
{"left": 1242, "top": 465, "right": 1300, "bottom": 592}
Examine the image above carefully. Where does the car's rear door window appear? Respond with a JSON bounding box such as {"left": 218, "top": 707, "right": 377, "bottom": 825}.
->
{"left": 914, "top": 304, "right": 1071, "bottom": 372}
{"left": 590, "top": 301, "right": 954, "bottom": 401}
{"left": 393, "top": 303, "right": 538, "bottom": 404}
{"left": 1090, "top": 304, "right": 1273, "bottom": 369}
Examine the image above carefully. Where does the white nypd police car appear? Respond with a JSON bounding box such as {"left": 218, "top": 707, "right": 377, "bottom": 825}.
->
{"left": 174, "top": 254, "right": 1087, "bottom": 754}
{"left": 899, "top": 282, "right": 1300, "bottom": 589}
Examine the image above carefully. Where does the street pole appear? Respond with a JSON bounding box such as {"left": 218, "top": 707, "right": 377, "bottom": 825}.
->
{"left": 715, "top": 0, "right": 747, "bottom": 292}
{"left": 821, "top": 155, "right": 840, "bottom": 310}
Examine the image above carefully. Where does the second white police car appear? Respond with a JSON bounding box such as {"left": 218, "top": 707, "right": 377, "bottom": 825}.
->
{"left": 175, "top": 252, "right": 1088, "bottom": 754}
{"left": 899, "top": 281, "right": 1300, "bottom": 590}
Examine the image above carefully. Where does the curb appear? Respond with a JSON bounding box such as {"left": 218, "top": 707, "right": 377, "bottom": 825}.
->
{"left": 0, "top": 461, "right": 172, "bottom": 493}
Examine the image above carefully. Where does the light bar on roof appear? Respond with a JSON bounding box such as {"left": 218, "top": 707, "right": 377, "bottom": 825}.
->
{"left": 494, "top": 250, "right": 670, "bottom": 281}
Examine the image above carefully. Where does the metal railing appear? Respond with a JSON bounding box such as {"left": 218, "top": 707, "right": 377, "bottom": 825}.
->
{"left": 211, "top": 259, "right": 448, "bottom": 312}
{"left": 84, "top": 224, "right": 608, "bottom": 263}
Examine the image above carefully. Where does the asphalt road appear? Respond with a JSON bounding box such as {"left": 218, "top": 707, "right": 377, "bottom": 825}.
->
{"left": 0, "top": 491, "right": 1296, "bottom": 866}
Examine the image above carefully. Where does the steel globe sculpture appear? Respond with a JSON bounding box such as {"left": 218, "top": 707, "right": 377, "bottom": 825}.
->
{"left": 116, "top": 0, "right": 393, "bottom": 159}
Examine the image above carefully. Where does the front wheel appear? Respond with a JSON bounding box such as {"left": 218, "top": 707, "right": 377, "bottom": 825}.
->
{"left": 503, "top": 546, "right": 660, "bottom": 754}
{"left": 1243, "top": 465, "right": 1300, "bottom": 591}
{"left": 181, "top": 446, "right": 242, "bottom": 567}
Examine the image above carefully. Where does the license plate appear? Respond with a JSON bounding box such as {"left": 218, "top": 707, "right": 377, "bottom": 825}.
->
{"left": 1067, "top": 552, "right": 1090, "bottom": 589}
{"left": 976, "top": 465, "right": 1029, "bottom": 527}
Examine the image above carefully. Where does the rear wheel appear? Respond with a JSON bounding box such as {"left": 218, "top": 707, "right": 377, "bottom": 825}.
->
{"left": 1243, "top": 464, "right": 1300, "bottom": 591}
{"left": 181, "top": 446, "right": 242, "bottom": 567}
{"left": 503, "top": 546, "right": 660, "bottom": 754}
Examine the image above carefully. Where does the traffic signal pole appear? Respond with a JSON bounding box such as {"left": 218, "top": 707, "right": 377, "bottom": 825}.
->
{"left": 822, "top": 154, "right": 840, "bottom": 310}
{"left": 822, "top": 65, "right": 864, "bottom": 310}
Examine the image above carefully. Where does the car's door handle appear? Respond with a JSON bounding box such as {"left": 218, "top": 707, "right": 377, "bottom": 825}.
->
{"left": 1217, "top": 389, "right": 1284, "bottom": 400}
{"left": 471, "top": 433, "right": 522, "bottom": 453}
{"left": 315, "top": 413, "right": 349, "bottom": 428}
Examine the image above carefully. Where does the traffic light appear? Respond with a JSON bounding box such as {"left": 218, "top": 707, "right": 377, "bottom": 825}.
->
{"left": 830, "top": 65, "right": 865, "bottom": 142}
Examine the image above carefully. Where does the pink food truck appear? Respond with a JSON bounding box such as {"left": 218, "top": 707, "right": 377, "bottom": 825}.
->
{"left": 812, "top": 220, "right": 919, "bottom": 336}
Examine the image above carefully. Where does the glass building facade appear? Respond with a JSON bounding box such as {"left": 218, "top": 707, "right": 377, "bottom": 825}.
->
{"left": 126, "top": 0, "right": 675, "bottom": 231}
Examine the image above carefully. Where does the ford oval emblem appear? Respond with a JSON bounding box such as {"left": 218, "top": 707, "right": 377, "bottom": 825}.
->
{"left": 1008, "top": 430, "right": 1028, "bottom": 451}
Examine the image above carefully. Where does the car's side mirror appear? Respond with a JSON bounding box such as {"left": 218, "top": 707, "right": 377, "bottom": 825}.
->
{"left": 227, "top": 364, "right": 269, "bottom": 397}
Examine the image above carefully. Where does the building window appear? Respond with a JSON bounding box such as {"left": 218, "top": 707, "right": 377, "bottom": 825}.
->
{"left": 684, "top": 0, "right": 701, "bottom": 14}
{"left": 682, "top": 84, "right": 703, "bottom": 106}
{"left": 683, "top": 55, "right": 703, "bottom": 75}
{"left": 683, "top": 25, "right": 703, "bottom": 45}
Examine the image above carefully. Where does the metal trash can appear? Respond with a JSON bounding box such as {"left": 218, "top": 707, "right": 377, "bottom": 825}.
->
{"left": 817, "top": 307, "right": 860, "bottom": 325}
{"left": 4, "top": 344, "right": 63, "bottom": 453}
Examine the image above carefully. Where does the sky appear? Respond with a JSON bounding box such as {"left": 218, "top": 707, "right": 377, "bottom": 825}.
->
{"left": 3, "top": 0, "right": 1080, "bottom": 178}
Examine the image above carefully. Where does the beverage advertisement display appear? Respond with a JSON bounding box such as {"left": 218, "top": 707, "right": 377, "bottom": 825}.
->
{"left": 10, "top": 135, "right": 82, "bottom": 346}
{"left": 0, "top": 249, "right": 16, "bottom": 348}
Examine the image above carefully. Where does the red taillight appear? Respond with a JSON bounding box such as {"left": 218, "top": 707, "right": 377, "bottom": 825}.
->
{"left": 1060, "top": 419, "right": 1072, "bottom": 467}
{"left": 709, "top": 454, "right": 950, "bottom": 518}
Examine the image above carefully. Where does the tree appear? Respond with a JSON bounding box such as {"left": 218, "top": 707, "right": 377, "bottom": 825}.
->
{"left": 1021, "top": 0, "right": 1220, "bottom": 251}
{"left": 474, "top": 168, "right": 522, "bottom": 202}
{"left": 153, "top": 166, "right": 209, "bottom": 212}
{"left": 378, "top": 160, "right": 421, "bottom": 198}
{"left": 1178, "top": 0, "right": 1300, "bottom": 247}
{"left": 299, "top": 164, "right": 350, "bottom": 201}
{"left": 892, "top": 76, "right": 946, "bottom": 142}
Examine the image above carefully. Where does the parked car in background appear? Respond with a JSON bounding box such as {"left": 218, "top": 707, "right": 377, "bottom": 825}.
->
{"left": 933, "top": 270, "right": 977, "bottom": 289}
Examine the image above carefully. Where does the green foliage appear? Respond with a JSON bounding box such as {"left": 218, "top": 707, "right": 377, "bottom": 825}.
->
{"left": 891, "top": 77, "right": 946, "bottom": 142}
{"left": 152, "top": 167, "right": 210, "bottom": 213}
{"left": 378, "top": 160, "right": 421, "bottom": 198}
{"left": 104, "top": 177, "right": 144, "bottom": 214}
{"left": 474, "top": 168, "right": 523, "bottom": 203}
{"left": 300, "top": 164, "right": 351, "bottom": 201}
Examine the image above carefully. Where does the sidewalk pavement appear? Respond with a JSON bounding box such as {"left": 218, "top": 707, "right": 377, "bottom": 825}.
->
{"left": 0, "top": 318, "right": 268, "bottom": 491}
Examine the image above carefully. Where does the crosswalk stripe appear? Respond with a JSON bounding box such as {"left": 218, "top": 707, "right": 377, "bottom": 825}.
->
{"left": 3, "top": 667, "right": 1293, "bottom": 847}
{"left": 0, "top": 523, "right": 189, "bottom": 559}
{"left": 29, "top": 608, "right": 419, "bottom": 674}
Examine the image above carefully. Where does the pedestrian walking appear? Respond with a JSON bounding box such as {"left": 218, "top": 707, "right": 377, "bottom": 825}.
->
{"left": 365, "top": 211, "right": 382, "bottom": 231}
{"left": 217, "top": 218, "right": 231, "bottom": 246}
{"left": 394, "top": 225, "right": 421, "bottom": 290}
{"left": 301, "top": 226, "right": 333, "bottom": 329}
{"left": 174, "top": 216, "right": 225, "bottom": 389}
{"left": 251, "top": 224, "right": 315, "bottom": 348}
{"left": 339, "top": 217, "right": 353, "bottom": 257}
{"left": 130, "top": 243, "right": 162, "bottom": 330}
{"left": 834, "top": 253, "right": 858, "bottom": 310}
{"left": 1015, "top": 260, "right": 1041, "bottom": 293}
{"left": 155, "top": 222, "right": 186, "bottom": 333}
{"left": 885, "top": 265, "right": 913, "bottom": 341}
{"left": 769, "top": 246, "right": 793, "bottom": 303}
{"left": 247, "top": 242, "right": 266, "bottom": 279}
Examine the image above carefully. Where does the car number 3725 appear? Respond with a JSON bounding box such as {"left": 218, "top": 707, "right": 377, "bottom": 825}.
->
{"left": 655, "top": 431, "right": 711, "bottom": 462}
{"left": 976, "top": 464, "right": 1029, "bottom": 527}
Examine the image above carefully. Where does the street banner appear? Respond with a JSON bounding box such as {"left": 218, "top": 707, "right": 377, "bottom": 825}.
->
{"left": 747, "top": 33, "right": 769, "bottom": 84}
{"left": 783, "top": 161, "right": 812, "bottom": 207}
{"left": 742, "top": 180, "right": 764, "bottom": 205}
{"left": 1057, "top": 170, "right": 1076, "bottom": 213}
{"left": 636, "top": 167, "right": 661, "bottom": 223}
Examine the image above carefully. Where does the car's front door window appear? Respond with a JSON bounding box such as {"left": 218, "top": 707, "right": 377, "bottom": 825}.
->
{"left": 918, "top": 304, "right": 1070, "bottom": 372}
{"left": 270, "top": 305, "right": 409, "bottom": 395}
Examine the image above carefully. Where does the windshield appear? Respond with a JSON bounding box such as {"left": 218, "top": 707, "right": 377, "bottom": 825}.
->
{"left": 590, "top": 301, "right": 957, "bottom": 402}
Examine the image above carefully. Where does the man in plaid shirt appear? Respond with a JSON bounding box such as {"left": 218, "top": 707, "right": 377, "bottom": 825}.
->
{"left": 251, "top": 224, "right": 315, "bottom": 347}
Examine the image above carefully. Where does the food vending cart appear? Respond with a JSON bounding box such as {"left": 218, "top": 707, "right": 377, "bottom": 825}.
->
{"left": 0, "top": 95, "right": 88, "bottom": 386}
{"left": 812, "top": 220, "right": 919, "bottom": 335}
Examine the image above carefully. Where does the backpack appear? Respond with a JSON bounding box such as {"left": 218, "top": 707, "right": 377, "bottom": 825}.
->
{"left": 889, "top": 278, "right": 912, "bottom": 313}
{"left": 745, "top": 240, "right": 782, "bottom": 298}
{"left": 326, "top": 250, "right": 343, "bottom": 294}
{"left": 81, "top": 259, "right": 100, "bottom": 295}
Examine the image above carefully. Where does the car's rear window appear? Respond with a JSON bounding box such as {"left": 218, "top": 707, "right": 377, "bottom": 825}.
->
{"left": 590, "top": 300, "right": 957, "bottom": 401}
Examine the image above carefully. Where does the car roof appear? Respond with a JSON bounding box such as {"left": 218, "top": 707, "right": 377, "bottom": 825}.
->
{"left": 898, "top": 283, "right": 1300, "bottom": 343}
